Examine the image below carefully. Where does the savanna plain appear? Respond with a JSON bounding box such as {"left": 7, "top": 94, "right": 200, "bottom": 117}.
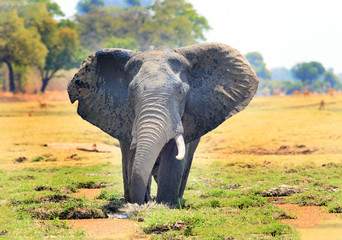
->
{"left": 0, "top": 92, "right": 341, "bottom": 240}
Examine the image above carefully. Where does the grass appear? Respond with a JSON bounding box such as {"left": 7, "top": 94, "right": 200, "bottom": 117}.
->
{"left": 0, "top": 93, "right": 341, "bottom": 239}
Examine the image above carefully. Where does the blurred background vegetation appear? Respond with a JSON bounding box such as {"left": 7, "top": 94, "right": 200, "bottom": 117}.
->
{"left": 0, "top": 0, "right": 341, "bottom": 95}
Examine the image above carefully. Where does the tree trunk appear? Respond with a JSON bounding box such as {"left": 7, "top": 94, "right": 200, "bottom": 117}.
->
{"left": 4, "top": 60, "right": 15, "bottom": 92}
{"left": 41, "top": 77, "right": 49, "bottom": 93}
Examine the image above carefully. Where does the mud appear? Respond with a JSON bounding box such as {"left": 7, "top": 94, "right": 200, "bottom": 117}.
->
{"left": 29, "top": 207, "right": 106, "bottom": 220}
{"left": 68, "top": 218, "right": 149, "bottom": 240}
{"left": 42, "top": 142, "right": 120, "bottom": 153}
{"left": 277, "top": 204, "right": 341, "bottom": 228}
{"left": 9, "top": 175, "right": 35, "bottom": 181}
{"left": 75, "top": 181, "right": 113, "bottom": 189}
{"left": 234, "top": 145, "right": 317, "bottom": 155}
{"left": 34, "top": 186, "right": 54, "bottom": 191}
{"left": 261, "top": 185, "right": 306, "bottom": 197}
{"left": 14, "top": 157, "right": 27, "bottom": 163}
{"left": 144, "top": 221, "right": 187, "bottom": 234}
{"left": 73, "top": 188, "right": 104, "bottom": 200}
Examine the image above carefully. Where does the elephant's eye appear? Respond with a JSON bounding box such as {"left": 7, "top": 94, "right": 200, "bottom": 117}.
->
{"left": 176, "top": 83, "right": 188, "bottom": 96}
{"left": 168, "top": 58, "right": 183, "bottom": 73}
{"left": 125, "top": 59, "right": 142, "bottom": 77}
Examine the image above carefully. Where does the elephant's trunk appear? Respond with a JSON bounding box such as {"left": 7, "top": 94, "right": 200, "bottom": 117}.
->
{"left": 130, "top": 102, "right": 184, "bottom": 204}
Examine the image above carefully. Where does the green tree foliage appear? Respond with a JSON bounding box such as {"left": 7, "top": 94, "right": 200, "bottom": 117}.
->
{"left": 291, "top": 61, "right": 325, "bottom": 85}
{"left": 0, "top": 1, "right": 80, "bottom": 92}
{"left": 323, "top": 71, "right": 340, "bottom": 88}
{"left": 77, "top": 0, "right": 105, "bottom": 14}
{"left": 40, "top": 25, "right": 81, "bottom": 92}
{"left": 21, "top": 2, "right": 80, "bottom": 92}
{"left": 149, "top": 0, "right": 210, "bottom": 47}
{"left": 103, "top": 36, "right": 139, "bottom": 50}
{"left": 76, "top": 0, "right": 210, "bottom": 51}
{"left": 27, "top": 0, "right": 65, "bottom": 17}
{"left": 0, "top": 9, "right": 47, "bottom": 92}
{"left": 245, "top": 52, "right": 271, "bottom": 80}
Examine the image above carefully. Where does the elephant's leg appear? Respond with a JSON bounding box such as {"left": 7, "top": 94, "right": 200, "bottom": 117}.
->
{"left": 120, "top": 141, "right": 152, "bottom": 203}
{"left": 119, "top": 141, "right": 135, "bottom": 202}
{"left": 178, "top": 138, "right": 200, "bottom": 199}
{"left": 156, "top": 140, "right": 188, "bottom": 206}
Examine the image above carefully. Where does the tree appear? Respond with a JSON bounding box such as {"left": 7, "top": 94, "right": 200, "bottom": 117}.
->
{"left": 20, "top": 2, "right": 81, "bottom": 92}
{"left": 323, "top": 71, "right": 340, "bottom": 89}
{"left": 0, "top": 9, "right": 47, "bottom": 92}
{"left": 125, "top": 0, "right": 141, "bottom": 6}
{"left": 27, "top": 0, "right": 65, "bottom": 17}
{"left": 291, "top": 61, "right": 325, "bottom": 85}
{"left": 103, "top": 36, "right": 139, "bottom": 50}
{"left": 245, "top": 52, "right": 271, "bottom": 80}
{"left": 77, "top": 0, "right": 105, "bottom": 14}
{"left": 76, "top": 0, "right": 210, "bottom": 51}
{"left": 40, "top": 26, "right": 80, "bottom": 92}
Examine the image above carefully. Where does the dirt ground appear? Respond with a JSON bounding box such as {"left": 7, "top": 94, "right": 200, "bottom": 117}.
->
{"left": 277, "top": 204, "right": 341, "bottom": 228}
{"left": 67, "top": 188, "right": 149, "bottom": 240}
{"left": 2, "top": 92, "right": 342, "bottom": 239}
{"left": 70, "top": 190, "right": 341, "bottom": 239}
{"left": 68, "top": 219, "right": 149, "bottom": 240}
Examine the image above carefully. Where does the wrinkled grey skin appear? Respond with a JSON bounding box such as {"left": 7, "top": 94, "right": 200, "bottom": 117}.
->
{"left": 68, "top": 42, "right": 258, "bottom": 206}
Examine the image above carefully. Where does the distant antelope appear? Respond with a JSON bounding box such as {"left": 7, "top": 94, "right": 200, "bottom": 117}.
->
{"left": 38, "top": 100, "right": 47, "bottom": 108}
{"left": 319, "top": 99, "right": 325, "bottom": 110}
{"left": 328, "top": 88, "right": 335, "bottom": 96}
{"left": 272, "top": 88, "right": 282, "bottom": 96}
{"left": 303, "top": 89, "right": 312, "bottom": 97}
{"left": 292, "top": 90, "right": 301, "bottom": 95}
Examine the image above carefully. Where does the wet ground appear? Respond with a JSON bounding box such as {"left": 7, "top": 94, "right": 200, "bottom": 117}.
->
{"left": 278, "top": 204, "right": 342, "bottom": 240}
{"left": 67, "top": 188, "right": 149, "bottom": 239}
{"left": 68, "top": 218, "right": 149, "bottom": 240}
{"left": 68, "top": 189, "right": 342, "bottom": 239}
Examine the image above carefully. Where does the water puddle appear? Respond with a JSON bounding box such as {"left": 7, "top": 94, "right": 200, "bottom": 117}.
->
{"left": 108, "top": 213, "right": 130, "bottom": 219}
{"left": 298, "top": 219, "right": 342, "bottom": 240}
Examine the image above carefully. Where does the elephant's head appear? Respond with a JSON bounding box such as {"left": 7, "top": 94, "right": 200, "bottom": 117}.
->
{"left": 68, "top": 42, "right": 258, "bottom": 204}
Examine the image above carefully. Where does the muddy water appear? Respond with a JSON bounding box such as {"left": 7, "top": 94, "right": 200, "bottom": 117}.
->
{"left": 298, "top": 219, "right": 342, "bottom": 240}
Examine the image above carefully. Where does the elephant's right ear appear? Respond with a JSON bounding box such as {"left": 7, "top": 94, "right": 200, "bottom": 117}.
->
{"left": 175, "top": 42, "right": 259, "bottom": 142}
{"left": 68, "top": 48, "right": 137, "bottom": 142}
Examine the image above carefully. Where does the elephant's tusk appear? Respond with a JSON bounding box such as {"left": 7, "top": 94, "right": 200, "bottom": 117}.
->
{"left": 130, "top": 138, "right": 137, "bottom": 150}
{"left": 175, "top": 134, "right": 185, "bottom": 160}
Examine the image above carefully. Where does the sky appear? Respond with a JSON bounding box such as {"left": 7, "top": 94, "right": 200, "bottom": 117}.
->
{"left": 54, "top": 0, "right": 342, "bottom": 73}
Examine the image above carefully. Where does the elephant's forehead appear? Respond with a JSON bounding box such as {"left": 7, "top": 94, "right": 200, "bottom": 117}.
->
{"left": 134, "top": 50, "right": 186, "bottom": 63}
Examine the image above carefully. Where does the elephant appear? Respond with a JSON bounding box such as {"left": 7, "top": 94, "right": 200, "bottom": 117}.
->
{"left": 67, "top": 42, "right": 258, "bottom": 206}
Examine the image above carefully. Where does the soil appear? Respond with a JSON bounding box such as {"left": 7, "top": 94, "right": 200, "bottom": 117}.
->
{"left": 43, "top": 142, "right": 121, "bottom": 153}
{"left": 73, "top": 188, "right": 104, "bottom": 200}
{"left": 234, "top": 145, "right": 317, "bottom": 155}
{"left": 68, "top": 218, "right": 149, "bottom": 240}
{"left": 277, "top": 204, "right": 341, "bottom": 228}
{"left": 67, "top": 188, "right": 149, "bottom": 239}
{"left": 261, "top": 185, "right": 306, "bottom": 197}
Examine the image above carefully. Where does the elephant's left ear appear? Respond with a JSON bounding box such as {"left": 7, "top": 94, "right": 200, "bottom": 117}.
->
{"left": 175, "top": 42, "right": 259, "bottom": 142}
{"left": 68, "top": 48, "right": 137, "bottom": 142}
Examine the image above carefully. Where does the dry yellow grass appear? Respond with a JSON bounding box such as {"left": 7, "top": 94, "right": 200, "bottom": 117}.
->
{"left": 196, "top": 94, "right": 342, "bottom": 167}
{"left": 1, "top": 93, "right": 341, "bottom": 169}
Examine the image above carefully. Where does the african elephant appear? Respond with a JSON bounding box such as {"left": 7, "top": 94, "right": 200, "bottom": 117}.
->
{"left": 68, "top": 42, "right": 258, "bottom": 206}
